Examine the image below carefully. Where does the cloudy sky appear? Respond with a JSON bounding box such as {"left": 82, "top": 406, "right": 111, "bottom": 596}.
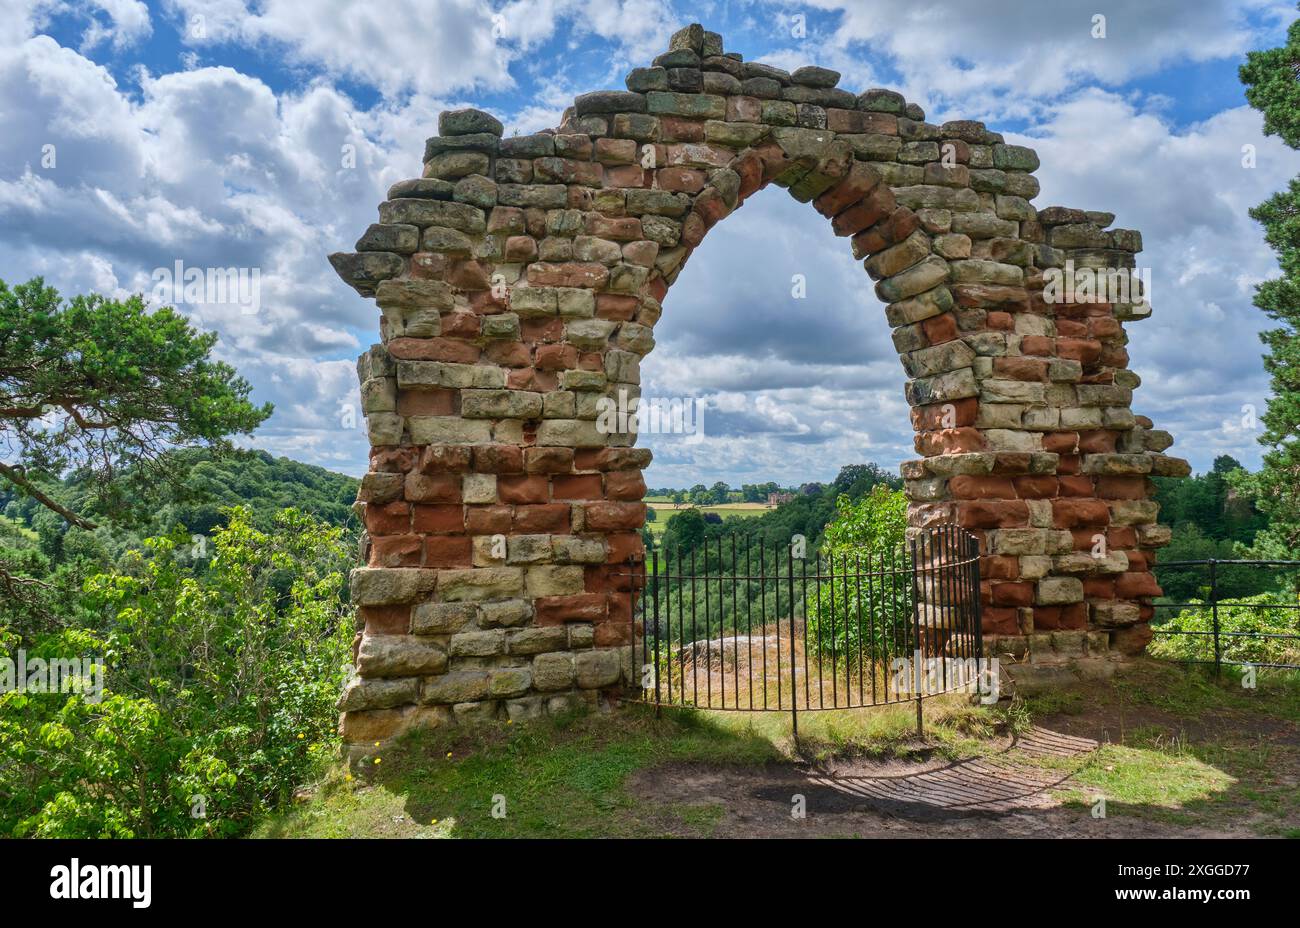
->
{"left": 3, "top": 0, "right": 1298, "bottom": 489}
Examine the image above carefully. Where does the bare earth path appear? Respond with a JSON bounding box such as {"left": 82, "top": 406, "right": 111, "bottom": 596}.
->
{"left": 629, "top": 722, "right": 1273, "bottom": 838}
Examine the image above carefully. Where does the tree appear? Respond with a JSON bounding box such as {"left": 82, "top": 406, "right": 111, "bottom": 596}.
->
{"left": 1239, "top": 12, "right": 1300, "bottom": 572}
{"left": 0, "top": 278, "right": 272, "bottom": 532}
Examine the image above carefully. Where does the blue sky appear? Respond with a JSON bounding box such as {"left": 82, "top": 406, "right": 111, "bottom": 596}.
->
{"left": 3, "top": 0, "right": 1298, "bottom": 488}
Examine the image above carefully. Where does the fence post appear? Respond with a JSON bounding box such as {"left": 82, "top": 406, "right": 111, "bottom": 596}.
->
{"left": 651, "top": 550, "right": 660, "bottom": 716}
{"left": 1209, "top": 558, "right": 1221, "bottom": 678}
{"left": 912, "top": 535, "right": 924, "bottom": 739}
{"left": 788, "top": 542, "right": 798, "bottom": 742}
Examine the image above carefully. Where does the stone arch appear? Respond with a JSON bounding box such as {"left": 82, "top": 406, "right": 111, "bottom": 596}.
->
{"left": 330, "top": 23, "right": 1188, "bottom": 744}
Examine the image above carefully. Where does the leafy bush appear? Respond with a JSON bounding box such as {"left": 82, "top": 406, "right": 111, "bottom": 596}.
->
{"left": 1149, "top": 592, "right": 1300, "bottom": 667}
{"left": 805, "top": 487, "right": 910, "bottom": 667}
{"left": 0, "top": 506, "right": 353, "bottom": 837}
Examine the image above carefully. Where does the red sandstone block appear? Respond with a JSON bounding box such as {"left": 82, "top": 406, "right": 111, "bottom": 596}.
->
{"left": 986, "top": 311, "right": 1014, "bottom": 331}
{"left": 1100, "top": 345, "right": 1129, "bottom": 368}
{"left": 473, "top": 445, "right": 525, "bottom": 474}
{"left": 921, "top": 313, "right": 958, "bottom": 345}
{"left": 420, "top": 445, "right": 473, "bottom": 474}
{"left": 1033, "top": 603, "right": 1087, "bottom": 630}
{"left": 658, "top": 116, "right": 705, "bottom": 142}
{"left": 504, "top": 235, "right": 538, "bottom": 263}
{"left": 388, "top": 336, "right": 481, "bottom": 364}
{"left": 605, "top": 470, "right": 647, "bottom": 500}
{"left": 982, "top": 607, "right": 1021, "bottom": 635}
{"left": 1125, "top": 550, "right": 1149, "bottom": 571}
{"left": 1042, "top": 431, "right": 1079, "bottom": 454}
{"left": 413, "top": 504, "right": 465, "bottom": 534}
{"left": 656, "top": 166, "right": 706, "bottom": 193}
{"left": 606, "top": 532, "right": 644, "bottom": 563}
{"left": 1108, "top": 526, "right": 1137, "bottom": 549}
{"left": 535, "top": 344, "right": 580, "bottom": 371}
{"left": 1116, "top": 571, "right": 1162, "bottom": 598}
{"left": 983, "top": 555, "right": 1020, "bottom": 580}
{"left": 1013, "top": 475, "right": 1059, "bottom": 498}
{"left": 585, "top": 501, "right": 646, "bottom": 531}
{"left": 956, "top": 500, "right": 1029, "bottom": 529}
{"left": 596, "top": 293, "right": 639, "bottom": 321}
{"left": 366, "top": 501, "right": 411, "bottom": 535}
{"left": 525, "top": 447, "right": 575, "bottom": 474}
{"left": 425, "top": 535, "right": 473, "bottom": 568}
{"left": 993, "top": 357, "right": 1049, "bottom": 381}
{"left": 1068, "top": 528, "right": 1107, "bottom": 551}
{"left": 1089, "top": 317, "right": 1122, "bottom": 339}
{"left": 1057, "top": 475, "right": 1094, "bottom": 497}
{"left": 1096, "top": 476, "right": 1147, "bottom": 499}
{"left": 1056, "top": 454, "right": 1081, "bottom": 475}
{"left": 535, "top": 593, "right": 608, "bottom": 625}
{"left": 1083, "top": 578, "right": 1115, "bottom": 598}
{"left": 573, "top": 449, "right": 603, "bottom": 471}
{"left": 1052, "top": 498, "right": 1110, "bottom": 528}
{"left": 594, "top": 620, "right": 632, "bottom": 647}
{"left": 585, "top": 215, "right": 642, "bottom": 240}
{"left": 361, "top": 604, "right": 411, "bottom": 636}
{"left": 984, "top": 449, "right": 1025, "bottom": 473}
{"left": 370, "top": 534, "right": 422, "bottom": 567}
{"left": 464, "top": 504, "right": 511, "bottom": 534}
{"left": 604, "top": 164, "right": 645, "bottom": 188}
{"left": 1056, "top": 337, "right": 1102, "bottom": 365}
{"left": 405, "top": 473, "right": 461, "bottom": 504}
{"left": 1019, "top": 335, "right": 1054, "bottom": 356}
{"left": 1077, "top": 430, "right": 1118, "bottom": 453}
{"left": 830, "top": 190, "right": 892, "bottom": 237}
{"left": 813, "top": 162, "right": 880, "bottom": 219}
{"left": 498, "top": 474, "right": 549, "bottom": 504}
{"left": 440, "top": 312, "right": 482, "bottom": 338}
{"left": 507, "top": 368, "right": 558, "bottom": 391}
{"left": 527, "top": 262, "right": 610, "bottom": 289}
{"left": 915, "top": 427, "right": 986, "bottom": 456}
{"left": 552, "top": 474, "right": 603, "bottom": 500}
{"left": 522, "top": 316, "right": 564, "bottom": 342}
{"left": 513, "top": 503, "right": 571, "bottom": 533}
{"left": 910, "top": 397, "right": 978, "bottom": 430}
{"left": 370, "top": 446, "right": 418, "bottom": 473}
{"left": 991, "top": 581, "right": 1034, "bottom": 607}
{"left": 398, "top": 389, "right": 456, "bottom": 416}
{"left": 1054, "top": 318, "right": 1088, "bottom": 338}
{"left": 949, "top": 475, "right": 1017, "bottom": 500}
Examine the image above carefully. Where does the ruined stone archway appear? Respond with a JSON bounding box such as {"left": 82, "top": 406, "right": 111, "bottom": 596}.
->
{"left": 330, "top": 24, "right": 1188, "bottom": 744}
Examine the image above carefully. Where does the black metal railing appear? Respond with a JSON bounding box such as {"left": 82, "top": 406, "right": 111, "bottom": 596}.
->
{"left": 1151, "top": 559, "right": 1300, "bottom": 673}
{"left": 615, "top": 525, "right": 985, "bottom": 735}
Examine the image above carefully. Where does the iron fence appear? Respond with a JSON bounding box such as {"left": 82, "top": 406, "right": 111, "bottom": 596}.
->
{"left": 616, "top": 525, "right": 985, "bottom": 735}
{"left": 1151, "top": 558, "right": 1300, "bottom": 673}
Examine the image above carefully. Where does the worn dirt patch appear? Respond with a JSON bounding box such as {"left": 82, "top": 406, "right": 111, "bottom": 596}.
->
{"left": 628, "top": 725, "right": 1260, "bottom": 838}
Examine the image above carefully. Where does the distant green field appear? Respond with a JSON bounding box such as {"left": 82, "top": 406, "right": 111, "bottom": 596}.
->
{"left": 644, "top": 501, "right": 771, "bottom": 537}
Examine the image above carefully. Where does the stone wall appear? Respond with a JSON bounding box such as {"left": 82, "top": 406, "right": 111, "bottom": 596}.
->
{"left": 329, "top": 23, "right": 1188, "bottom": 742}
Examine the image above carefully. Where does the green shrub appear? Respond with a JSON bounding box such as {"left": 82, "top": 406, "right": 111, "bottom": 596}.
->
{"left": 1149, "top": 592, "right": 1300, "bottom": 667}
{"left": 805, "top": 487, "right": 910, "bottom": 667}
{"left": 0, "top": 506, "right": 352, "bottom": 837}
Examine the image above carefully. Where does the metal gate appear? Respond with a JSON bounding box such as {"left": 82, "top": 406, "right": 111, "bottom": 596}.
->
{"left": 617, "top": 524, "right": 984, "bottom": 734}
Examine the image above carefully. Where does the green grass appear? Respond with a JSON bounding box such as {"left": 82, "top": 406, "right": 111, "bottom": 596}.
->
{"left": 1020, "top": 664, "right": 1300, "bottom": 833}
{"left": 255, "top": 697, "right": 994, "bottom": 839}
{"left": 645, "top": 503, "right": 769, "bottom": 537}
{"left": 256, "top": 663, "right": 1300, "bottom": 839}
